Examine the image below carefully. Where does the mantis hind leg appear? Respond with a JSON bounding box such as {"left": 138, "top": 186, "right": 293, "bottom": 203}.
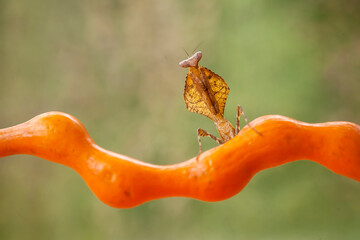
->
{"left": 236, "top": 105, "right": 262, "bottom": 135}
{"left": 196, "top": 128, "right": 224, "bottom": 160}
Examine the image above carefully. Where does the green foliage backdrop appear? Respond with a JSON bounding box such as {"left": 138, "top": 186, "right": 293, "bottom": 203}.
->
{"left": 0, "top": 0, "right": 360, "bottom": 239}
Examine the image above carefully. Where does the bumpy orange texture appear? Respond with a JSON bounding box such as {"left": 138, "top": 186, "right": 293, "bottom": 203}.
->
{"left": 0, "top": 112, "right": 359, "bottom": 208}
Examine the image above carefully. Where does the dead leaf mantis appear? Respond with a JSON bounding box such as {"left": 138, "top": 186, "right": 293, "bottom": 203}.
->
{"left": 179, "top": 51, "right": 261, "bottom": 155}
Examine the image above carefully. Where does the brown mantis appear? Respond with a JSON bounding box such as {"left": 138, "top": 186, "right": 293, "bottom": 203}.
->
{"left": 179, "top": 51, "right": 260, "bottom": 155}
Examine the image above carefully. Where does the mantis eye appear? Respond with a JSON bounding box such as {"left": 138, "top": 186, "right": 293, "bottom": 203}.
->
{"left": 179, "top": 51, "right": 202, "bottom": 68}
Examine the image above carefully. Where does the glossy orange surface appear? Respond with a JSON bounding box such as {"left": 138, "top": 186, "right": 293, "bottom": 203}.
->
{"left": 0, "top": 112, "right": 359, "bottom": 208}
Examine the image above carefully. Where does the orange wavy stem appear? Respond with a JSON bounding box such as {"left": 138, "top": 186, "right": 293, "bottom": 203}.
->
{"left": 0, "top": 112, "right": 359, "bottom": 208}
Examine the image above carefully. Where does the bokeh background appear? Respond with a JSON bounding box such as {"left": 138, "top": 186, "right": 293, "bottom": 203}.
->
{"left": 1, "top": 0, "right": 360, "bottom": 239}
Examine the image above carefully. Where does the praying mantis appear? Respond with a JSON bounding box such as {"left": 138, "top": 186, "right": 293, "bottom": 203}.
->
{"left": 179, "top": 51, "right": 260, "bottom": 154}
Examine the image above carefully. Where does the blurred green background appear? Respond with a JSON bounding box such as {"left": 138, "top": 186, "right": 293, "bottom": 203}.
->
{"left": 1, "top": 0, "right": 360, "bottom": 239}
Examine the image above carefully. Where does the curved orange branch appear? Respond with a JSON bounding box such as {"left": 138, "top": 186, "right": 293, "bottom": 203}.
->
{"left": 0, "top": 112, "right": 359, "bottom": 208}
